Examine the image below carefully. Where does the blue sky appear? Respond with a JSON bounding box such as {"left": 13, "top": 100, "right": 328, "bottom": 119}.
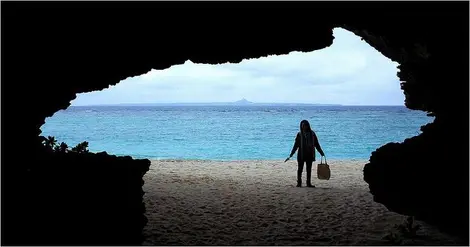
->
{"left": 71, "top": 28, "right": 403, "bottom": 106}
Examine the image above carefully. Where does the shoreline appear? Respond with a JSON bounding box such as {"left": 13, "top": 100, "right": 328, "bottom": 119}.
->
{"left": 148, "top": 158, "right": 370, "bottom": 163}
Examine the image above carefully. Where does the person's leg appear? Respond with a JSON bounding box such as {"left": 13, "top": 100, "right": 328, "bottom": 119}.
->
{"left": 297, "top": 160, "right": 304, "bottom": 187}
{"left": 306, "top": 160, "right": 314, "bottom": 187}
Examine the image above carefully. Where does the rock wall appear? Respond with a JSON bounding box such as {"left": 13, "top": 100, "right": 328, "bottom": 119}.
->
{"left": 3, "top": 140, "right": 150, "bottom": 245}
{"left": 347, "top": 5, "right": 469, "bottom": 240}
{"left": 2, "top": 1, "right": 468, "bottom": 245}
{"left": 364, "top": 118, "right": 469, "bottom": 240}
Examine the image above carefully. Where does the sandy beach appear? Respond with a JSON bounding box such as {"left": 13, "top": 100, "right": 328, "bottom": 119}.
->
{"left": 142, "top": 159, "right": 461, "bottom": 245}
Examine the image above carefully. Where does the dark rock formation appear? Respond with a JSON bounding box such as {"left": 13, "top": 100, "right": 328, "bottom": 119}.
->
{"left": 2, "top": 1, "right": 468, "bottom": 245}
{"left": 3, "top": 138, "right": 151, "bottom": 245}
{"left": 364, "top": 117, "right": 469, "bottom": 241}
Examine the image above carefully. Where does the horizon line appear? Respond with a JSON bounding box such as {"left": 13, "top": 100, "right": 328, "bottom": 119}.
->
{"left": 70, "top": 102, "right": 406, "bottom": 107}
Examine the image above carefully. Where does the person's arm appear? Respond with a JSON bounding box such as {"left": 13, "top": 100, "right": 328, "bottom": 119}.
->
{"left": 313, "top": 132, "right": 325, "bottom": 156}
{"left": 289, "top": 133, "right": 300, "bottom": 157}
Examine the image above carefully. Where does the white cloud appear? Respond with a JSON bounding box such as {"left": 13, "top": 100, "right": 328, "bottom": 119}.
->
{"left": 71, "top": 28, "right": 402, "bottom": 106}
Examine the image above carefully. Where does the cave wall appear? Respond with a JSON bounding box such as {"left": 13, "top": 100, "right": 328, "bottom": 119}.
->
{"left": 344, "top": 5, "right": 469, "bottom": 239}
{"left": 2, "top": 1, "right": 468, "bottom": 245}
{"left": 6, "top": 148, "right": 150, "bottom": 245}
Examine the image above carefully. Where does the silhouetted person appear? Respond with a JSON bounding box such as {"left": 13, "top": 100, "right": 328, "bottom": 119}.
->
{"left": 288, "top": 120, "right": 325, "bottom": 187}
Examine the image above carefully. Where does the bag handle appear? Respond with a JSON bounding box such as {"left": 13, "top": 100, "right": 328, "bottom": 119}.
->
{"left": 321, "top": 155, "right": 327, "bottom": 165}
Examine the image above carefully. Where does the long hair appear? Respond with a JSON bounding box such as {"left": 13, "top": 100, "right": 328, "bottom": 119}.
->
{"left": 300, "top": 120, "right": 312, "bottom": 133}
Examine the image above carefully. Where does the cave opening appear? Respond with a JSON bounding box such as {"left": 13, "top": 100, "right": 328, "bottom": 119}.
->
{"left": 40, "top": 28, "right": 433, "bottom": 161}
{"left": 36, "top": 28, "right": 453, "bottom": 245}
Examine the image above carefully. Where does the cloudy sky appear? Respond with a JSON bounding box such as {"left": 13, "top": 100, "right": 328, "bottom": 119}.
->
{"left": 71, "top": 28, "right": 403, "bottom": 106}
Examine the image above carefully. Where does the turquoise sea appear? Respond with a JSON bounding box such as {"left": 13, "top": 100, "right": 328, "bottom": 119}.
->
{"left": 40, "top": 105, "right": 433, "bottom": 160}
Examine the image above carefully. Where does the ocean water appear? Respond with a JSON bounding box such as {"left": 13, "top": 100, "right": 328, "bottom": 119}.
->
{"left": 40, "top": 105, "right": 433, "bottom": 160}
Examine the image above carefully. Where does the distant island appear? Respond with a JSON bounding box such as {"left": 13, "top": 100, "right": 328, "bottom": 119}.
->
{"left": 234, "top": 98, "right": 253, "bottom": 104}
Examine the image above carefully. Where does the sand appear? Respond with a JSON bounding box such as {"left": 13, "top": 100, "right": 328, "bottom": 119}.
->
{"left": 142, "top": 159, "right": 461, "bottom": 245}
